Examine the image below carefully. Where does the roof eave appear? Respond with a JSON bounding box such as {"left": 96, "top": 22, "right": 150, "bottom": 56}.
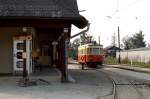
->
{"left": 71, "top": 15, "right": 88, "bottom": 29}
{"left": 0, "top": 16, "right": 88, "bottom": 29}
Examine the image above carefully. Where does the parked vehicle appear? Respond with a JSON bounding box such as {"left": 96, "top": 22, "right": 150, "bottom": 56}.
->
{"left": 78, "top": 44, "right": 104, "bottom": 69}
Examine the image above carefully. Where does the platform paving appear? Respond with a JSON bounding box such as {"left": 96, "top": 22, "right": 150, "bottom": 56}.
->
{"left": 0, "top": 67, "right": 113, "bottom": 99}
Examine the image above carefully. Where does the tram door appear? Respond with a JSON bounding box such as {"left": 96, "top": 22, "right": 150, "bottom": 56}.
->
{"left": 13, "top": 38, "right": 32, "bottom": 75}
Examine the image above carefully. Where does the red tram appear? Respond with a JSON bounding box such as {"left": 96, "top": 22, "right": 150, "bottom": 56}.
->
{"left": 77, "top": 44, "right": 104, "bottom": 68}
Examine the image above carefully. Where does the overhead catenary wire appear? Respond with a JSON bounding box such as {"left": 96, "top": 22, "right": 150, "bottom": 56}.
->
{"left": 122, "top": 0, "right": 145, "bottom": 10}
{"left": 110, "top": 0, "right": 145, "bottom": 18}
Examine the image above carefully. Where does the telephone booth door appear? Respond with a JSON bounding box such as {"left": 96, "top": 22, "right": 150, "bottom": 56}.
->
{"left": 13, "top": 39, "right": 32, "bottom": 75}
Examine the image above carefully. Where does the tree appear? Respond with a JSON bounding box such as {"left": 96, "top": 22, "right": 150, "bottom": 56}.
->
{"left": 71, "top": 38, "right": 81, "bottom": 49}
{"left": 131, "top": 30, "right": 146, "bottom": 48}
{"left": 122, "top": 36, "right": 133, "bottom": 50}
{"left": 122, "top": 30, "right": 146, "bottom": 49}
{"left": 68, "top": 38, "right": 80, "bottom": 59}
{"left": 80, "top": 33, "right": 95, "bottom": 45}
{"left": 147, "top": 43, "right": 150, "bottom": 47}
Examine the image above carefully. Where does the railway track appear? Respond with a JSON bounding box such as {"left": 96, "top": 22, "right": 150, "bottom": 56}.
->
{"left": 128, "top": 79, "right": 145, "bottom": 99}
{"left": 95, "top": 69, "right": 117, "bottom": 99}
{"left": 95, "top": 68, "right": 150, "bottom": 99}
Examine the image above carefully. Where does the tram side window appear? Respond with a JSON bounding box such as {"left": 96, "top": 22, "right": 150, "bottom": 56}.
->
{"left": 85, "top": 48, "right": 87, "bottom": 55}
{"left": 79, "top": 49, "right": 83, "bottom": 55}
{"left": 82, "top": 49, "right": 85, "bottom": 55}
{"left": 78, "top": 50, "right": 81, "bottom": 55}
{"left": 100, "top": 48, "right": 103, "bottom": 54}
{"left": 87, "top": 48, "right": 92, "bottom": 55}
{"left": 82, "top": 49, "right": 84, "bottom": 55}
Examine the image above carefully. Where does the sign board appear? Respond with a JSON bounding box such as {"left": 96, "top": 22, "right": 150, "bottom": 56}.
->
{"left": 13, "top": 35, "right": 32, "bottom": 40}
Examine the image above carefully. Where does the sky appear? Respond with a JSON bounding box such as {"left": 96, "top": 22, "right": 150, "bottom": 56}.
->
{"left": 71, "top": 0, "right": 150, "bottom": 47}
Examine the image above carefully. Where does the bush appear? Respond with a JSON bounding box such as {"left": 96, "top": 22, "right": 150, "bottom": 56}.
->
{"left": 104, "top": 56, "right": 118, "bottom": 64}
{"left": 121, "top": 58, "right": 130, "bottom": 64}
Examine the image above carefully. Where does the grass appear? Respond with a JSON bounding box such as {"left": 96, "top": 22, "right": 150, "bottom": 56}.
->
{"left": 104, "top": 56, "right": 150, "bottom": 68}
{"left": 131, "top": 61, "right": 150, "bottom": 68}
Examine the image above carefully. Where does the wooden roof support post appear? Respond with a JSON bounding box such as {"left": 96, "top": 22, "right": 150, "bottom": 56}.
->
{"left": 52, "top": 41, "right": 58, "bottom": 67}
{"left": 60, "top": 27, "right": 70, "bottom": 83}
{"left": 60, "top": 39, "right": 68, "bottom": 83}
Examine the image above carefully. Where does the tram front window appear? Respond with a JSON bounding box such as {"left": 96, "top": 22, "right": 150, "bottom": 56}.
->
{"left": 88, "top": 48, "right": 99, "bottom": 55}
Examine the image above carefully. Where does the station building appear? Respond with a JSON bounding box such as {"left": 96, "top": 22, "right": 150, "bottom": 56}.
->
{"left": 0, "top": 0, "right": 88, "bottom": 81}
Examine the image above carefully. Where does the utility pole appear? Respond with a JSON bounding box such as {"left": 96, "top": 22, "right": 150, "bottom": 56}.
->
{"left": 118, "top": 26, "right": 121, "bottom": 63}
{"left": 98, "top": 36, "right": 100, "bottom": 45}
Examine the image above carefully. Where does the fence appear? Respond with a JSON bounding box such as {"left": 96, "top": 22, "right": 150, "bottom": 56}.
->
{"left": 116, "top": 49, "right": 150, "bottom": 63}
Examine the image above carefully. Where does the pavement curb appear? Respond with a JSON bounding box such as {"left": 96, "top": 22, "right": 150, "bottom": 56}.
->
{"left": 68, "top": 61, "right": 150, "bottom": 74}
{"left": 105, "top": 65, "right": 150, "bottom": 74}
{"left": 68, "top": 62, "right": 79, "bottom": 65}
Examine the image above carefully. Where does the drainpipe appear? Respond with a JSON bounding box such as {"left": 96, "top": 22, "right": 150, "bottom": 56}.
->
{"left": 57, "top": 23, "right": 90, "bottom": 41}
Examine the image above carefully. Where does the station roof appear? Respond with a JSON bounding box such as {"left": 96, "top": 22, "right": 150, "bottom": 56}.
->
{"left": 104, "top": 45, "right": 120, "bottom": 50}
{"left": 0, "top": 0, "right": 88, "bottom": 28}
{"left": 122, "top": 47, "right": 150, "bottom": 52}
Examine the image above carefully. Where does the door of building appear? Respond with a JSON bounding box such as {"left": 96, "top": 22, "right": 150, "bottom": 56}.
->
{"left": 13, "top": 38, "right": 32, "bottom": 75}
